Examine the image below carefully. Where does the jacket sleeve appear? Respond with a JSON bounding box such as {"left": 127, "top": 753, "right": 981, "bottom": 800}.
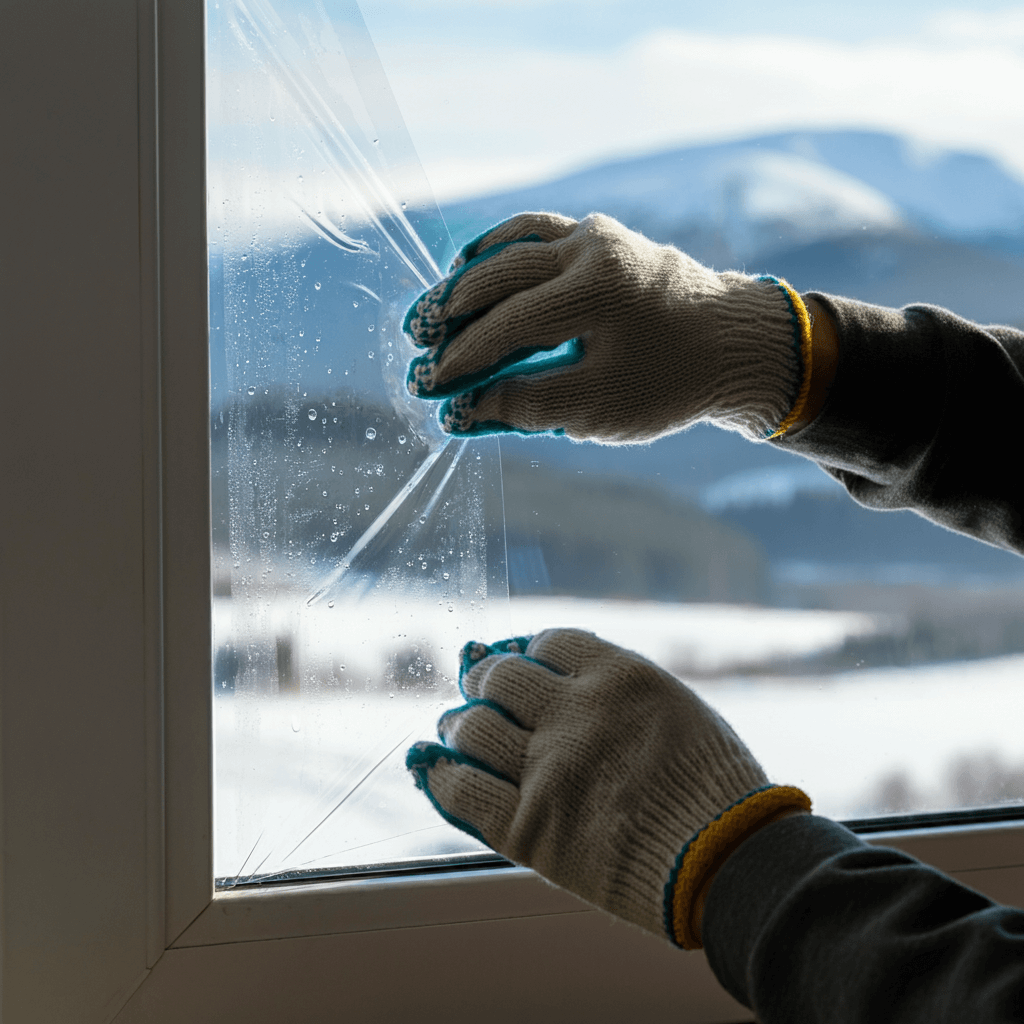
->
{"left": 773, "top": 294, "right": 1024, "bottom": 556}
{"left": 701, "top": 814, "right": 1024, "bottom": 1023}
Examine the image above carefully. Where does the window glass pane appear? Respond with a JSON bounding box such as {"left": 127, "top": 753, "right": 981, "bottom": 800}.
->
{"left": 208, "top": 0, "right": 508, "bottom": 884}
{"left": 362, "top": 1, "right": 1024, "bottom": 823}
{"left": 211, "top": 0, "right": 1024, "bottom": 886}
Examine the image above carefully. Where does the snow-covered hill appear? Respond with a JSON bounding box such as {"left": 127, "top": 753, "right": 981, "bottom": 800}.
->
{"left": 765, "top": 132, "right": 1024, "bottom": 245}
{"left": 443, "top": 130, "right": 1024, "bottom": 264}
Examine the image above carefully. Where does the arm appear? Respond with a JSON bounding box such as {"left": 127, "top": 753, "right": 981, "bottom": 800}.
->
{"left": 405, "top": 210, "right": 1024, "bottom": 554}
{"left": 703, "top": 813, "right": 1024, "bottom": 1024}
{"left": 777, "top": 294, "right": 1024, "bottom": 555}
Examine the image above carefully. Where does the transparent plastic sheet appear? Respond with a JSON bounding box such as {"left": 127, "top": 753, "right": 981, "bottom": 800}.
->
{"left": 207, "top": 0, "right": 510, "bottom": 885}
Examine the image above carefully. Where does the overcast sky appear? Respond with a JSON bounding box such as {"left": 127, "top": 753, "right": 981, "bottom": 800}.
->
{"left": 356, "top": 1, "right": 1024, "bottom": 201}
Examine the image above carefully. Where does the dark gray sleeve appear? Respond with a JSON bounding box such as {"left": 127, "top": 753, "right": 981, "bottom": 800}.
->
{"left": 702, "top": 814, "right": 1024, "bottom": 1023}
{"left": 773, "top": 295, "right": 1024, "bottom": 555}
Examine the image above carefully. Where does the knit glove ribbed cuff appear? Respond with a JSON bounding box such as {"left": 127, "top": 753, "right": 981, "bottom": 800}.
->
{"left": 405, "top": 212, "right": 813, "bottom": 444}
{"left": 406, "top": 629, "right": 811, "bottom": 948}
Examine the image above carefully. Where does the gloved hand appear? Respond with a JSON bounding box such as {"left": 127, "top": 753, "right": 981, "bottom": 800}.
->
{"left": 404, "top": 212, "right": 813, "bottom": 444}
{"left": 406, "top": 629, "right": 810, "bottom": 948}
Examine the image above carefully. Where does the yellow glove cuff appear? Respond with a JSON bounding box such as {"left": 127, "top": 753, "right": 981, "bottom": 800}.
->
{"left": 668, "top": 784, "right": 812, "bottom": 949}
{"left": 763, "top": 278, "right": 814, "bottom": 439}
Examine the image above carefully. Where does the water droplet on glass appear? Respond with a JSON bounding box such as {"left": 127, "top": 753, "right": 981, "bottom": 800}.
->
{"left": 328, "top": 600, "right": 335, "bottom": 608}
{"left": 353, "top": 301, "right": 359, "bottom": 308}
{"left": 401, "top": 201, "right": 408, "bottom": 210}
{"left": 298, "top": 329, "right": 304, "bottom": 337}
{"left": 330, "top": 532, "right": 339, "bottom": 542}
{"left": 443, "top": 572, "right": 450, "bottom": 580}
{"left": 262, "top": 530, "right": 270, "bottom": 539}
{"left": 365, "top": 427, "right": 377, "bottom": 440}
{"left": 291, "top": 716, "right": 301, "bottom": 733}
{"left": 368, "top": 324, "right": 374, "bottom": 332}
{"left": 368, "top": 351, "right": 374, "bottom": 359}
{"left": 308, "top": 409, "right": 317, "bottom": 420}
{"left": 322, "top": 490, "right": 328, "bottom": 497}
{"left": 247, "top": 385, "right": 256, "bottom": 396}
{"left": 314, "top": 281, "right": 322, "bottom": 290}
{"left": 419, "top": 515, "right": 427, "bottom": 524}
{"left": 397, "top": 435, "right": 406, "bottom": 444}
{"left": 447, "top": 604, "right": 454, "bottom": 613}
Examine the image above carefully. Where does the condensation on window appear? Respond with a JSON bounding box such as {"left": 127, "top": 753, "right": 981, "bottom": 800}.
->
{"left": 208, "top": 0, "right": 509, "bottom": 885}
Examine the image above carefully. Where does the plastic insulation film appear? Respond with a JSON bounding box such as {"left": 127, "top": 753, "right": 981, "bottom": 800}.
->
{"left": 208, "top": 0, "right": 510, "bottom": 886}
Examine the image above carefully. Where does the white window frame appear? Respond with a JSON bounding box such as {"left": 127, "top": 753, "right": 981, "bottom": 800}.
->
{"left": 3, "top": 1, "right": 1022, "bottom": 1020}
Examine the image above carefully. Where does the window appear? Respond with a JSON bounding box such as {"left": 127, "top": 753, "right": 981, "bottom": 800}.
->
{"left": 212, "top": 0, "right": 1024, "bottom": 890}
{"left": 5, "top": 1, "right": 1023, "bottom": 1020}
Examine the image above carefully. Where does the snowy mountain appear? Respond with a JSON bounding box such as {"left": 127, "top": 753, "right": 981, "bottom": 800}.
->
{"left": 442, "top": 129, "right": 1024, "bottom": 326}
{"left": 767, "top": 132, "right": 1024, "bottom": 246}
{"left": 443, "top": 130, "right": 1024, "bottom": 261}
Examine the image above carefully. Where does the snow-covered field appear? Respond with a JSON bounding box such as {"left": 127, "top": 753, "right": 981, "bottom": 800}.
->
{"left": 505, "top": 595, "right": 886, "bottom": 674}
{"left": 692, "top": 657, "right": 1024, "bottom": 819}
{"left": 214, "top": 597, "right": 1024, "bottom": 881}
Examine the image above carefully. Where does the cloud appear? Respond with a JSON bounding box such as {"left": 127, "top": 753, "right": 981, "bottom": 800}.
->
{"left": 207, "top": 19, "right": 1024, "bottom": 227}
{"left": 370, "top": 28, "right": 1024, "bottom": 200}
{"left": 927, "top": 6, "right": 1024, "bottom": 44}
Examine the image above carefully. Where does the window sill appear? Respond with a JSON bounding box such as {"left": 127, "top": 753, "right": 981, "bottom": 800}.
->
{"left": 173, "top": 820, "right": 1024, "bottom": 949}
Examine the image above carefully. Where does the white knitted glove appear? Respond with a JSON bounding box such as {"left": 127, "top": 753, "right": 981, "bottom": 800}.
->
{"left": 404, "top": 212, "right": 813, "bottom": 444}
{"left": 406, "top": 630, "right": 810, "bottom": 948}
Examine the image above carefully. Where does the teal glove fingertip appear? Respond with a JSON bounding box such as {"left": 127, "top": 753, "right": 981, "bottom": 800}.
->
{"left": 491, "top": 636, "right": 534, "bottom": 656}
{"left": 439, "top": 394, "right": 565, "bottom": 439}
{"left": 406, "top": 351, "right": 440, "bottom": 398}
{"left": 405, "top": 233, "right": 544, "bottom": 346}
{"left": 458, "top": 641, "right": 491, "bottom": 676}
{"left": 457, "top": 636, "right": 535, "bottom": 692}
{"left": 440, "top": 391, "right": 512, "bottom": 435}
{"left": 405, "top": 740, "right": 513, "bottom": 846}
{"left": 405, "top": 740, "right": 438, "bottom": 789}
